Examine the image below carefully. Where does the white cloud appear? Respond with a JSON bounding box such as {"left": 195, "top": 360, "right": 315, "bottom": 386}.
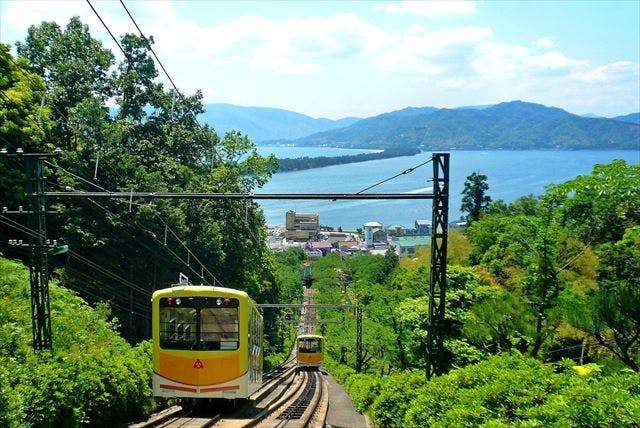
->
{"left": 569, "top": 61, "right": 638, "bottom": 83}
{"left": 134, "top": 11, "right": 399, "bottom": 74}
{"left": 533, "top": 37, "right": 555, "bottom": 49}
{"left": 373, "top": 26, "right": 492, "bottom": 74}
{"left": 470, "top": 42, "right": 588, "bottom": 80}
{"left": 380, "top": 0, "right": 477, "bottom": 17}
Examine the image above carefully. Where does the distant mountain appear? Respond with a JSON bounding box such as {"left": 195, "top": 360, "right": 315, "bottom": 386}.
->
{"left": 271, "top": 106, "right": 439, "bottom": 148}
{"left": 198, "top": 103, "right": 360, "bottom": 142}
{"left": 612, "top": 112, "right": 640, "bottom": 125}
{"left": 286, "top": 101, "right": 640, "bottom": 150}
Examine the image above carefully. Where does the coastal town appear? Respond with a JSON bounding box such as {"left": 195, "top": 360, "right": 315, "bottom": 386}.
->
{"left": 267, "top": 210, "right": 459, "bottom": 258}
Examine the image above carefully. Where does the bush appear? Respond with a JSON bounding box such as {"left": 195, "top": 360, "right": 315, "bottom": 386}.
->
{"left": 0, "top": 357, "right": 26, "bottom": 428}
{"left": 0, "top": 258, "right": 155, "bottom": 427}
{"left": 325, "top": 359, "right": 356, "bottom": 384}
{"left": 370, "top": 370, "right": 426, "bottom": 428}
{"left": 403, "top": 353, "right": 640, "bottom": 427}
{"left": 526, "top": 371, "right": 640, "bottom": 426}
{"left": 345, "top": 373, "right": 382, "bottom": 413}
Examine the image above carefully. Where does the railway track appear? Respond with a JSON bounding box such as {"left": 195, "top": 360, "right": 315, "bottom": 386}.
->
{"left": 129, "top": 406, "right": 220, "bottom": 428}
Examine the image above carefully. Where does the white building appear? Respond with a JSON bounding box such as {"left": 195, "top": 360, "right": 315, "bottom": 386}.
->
{"left": 363, "top": 221, "right": 385, "bottom": 248}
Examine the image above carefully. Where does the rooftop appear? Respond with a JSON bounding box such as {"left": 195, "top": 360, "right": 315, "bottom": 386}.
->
{"left": 394, "top": 235, "right": 430, "bottom": 248}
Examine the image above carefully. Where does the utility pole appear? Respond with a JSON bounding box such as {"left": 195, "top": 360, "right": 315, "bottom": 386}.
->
{"left": 2, "top": 148, "right": 62, "bottom": 350}
{"left": 27, "top": 154, "right": 53, "bottom": 350}
{"left": 355, "top": 305, "right": 363, "bottom": 372}
{"left": 426, "top": 153, "right": 450, "bottom": 379}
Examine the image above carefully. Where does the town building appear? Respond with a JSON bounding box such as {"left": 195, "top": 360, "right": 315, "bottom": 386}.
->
{"left": 414, "top": 219, "right": 432, "bottom": 235}
{"left": 363, "top": 221, "right": 387, "bottom": 249}
{"left": 394, "top": 235, "right": 430, "bottom": 256}
{"left": 285, "top": 210, "right": 319, "bottom": 241}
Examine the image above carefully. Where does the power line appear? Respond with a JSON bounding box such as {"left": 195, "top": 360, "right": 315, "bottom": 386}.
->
{"left": 119, "top": 0, "right": 181, "bottom": 100}
{"left": 0, "top": 89, "right": 49, "bottom": 138}
{"left": 118, "top": 0, "right": 203, "bottom": 125}
{"left": 356, "top": 158, "right": 433, "bottom": 194}
{"left": 45, "top": 161, "right": 220, "bottom": 285}
{"left": 0, "top": 213, "right": 151, "bottom": 301}
{"left": 85, "top": 0, "right": 126, "bottom": 57}
{"left": 5, "top": 55, "right": 66, "bottom": 120}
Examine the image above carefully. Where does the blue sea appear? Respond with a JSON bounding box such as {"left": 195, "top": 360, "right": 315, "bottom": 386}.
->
{"left": 255, "top": 147, "right": 639, "bottom": 231}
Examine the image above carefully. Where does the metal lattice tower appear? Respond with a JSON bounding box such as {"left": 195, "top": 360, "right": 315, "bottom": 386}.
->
{"left": 26, "top": 155, "right": 53, "bottom": 350}
{"left": 426, "top": 153, "right": 449, "bottom": 379}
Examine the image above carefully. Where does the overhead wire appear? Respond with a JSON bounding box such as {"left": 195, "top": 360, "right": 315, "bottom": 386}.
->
{"left": 85, "top": 0, "right": 127, "bottom": 57}
{"left": 118, "top": 0, "right": 204, "bottom": 126}
{"left": 355, "top": 158, "right": 433, "bottom": 194}
{"left": 40, "top": 1, "right": 225, "bottom": 285}
{"left": 0, "top": 238, "right": 151, "bottom": 321}
{"left": 0, "top": 89, "right": 50, "bottom": 139}
{"left": 0, "top": 211, "right": 153, "bottom": 311}
{"left": 8, "top": 1, "right": 264, "bottom": 289}
{"left": 118, "top": 0, "right": 181, "bottom": 101}
{"left": 0, "top": 212, "right": 151, "bottom": 300}
{"left": 45, "top": 161, "right": 220, "bottom": 285}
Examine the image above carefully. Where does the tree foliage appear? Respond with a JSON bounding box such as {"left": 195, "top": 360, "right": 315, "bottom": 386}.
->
{"left": 0, "top": 258, "right": 154, "bottom": 427}
{"left": 1, "top": 18, "right": 280, "bottom": 342}
{"left": 461, "top": 171, "right": 492, "bottom": 222}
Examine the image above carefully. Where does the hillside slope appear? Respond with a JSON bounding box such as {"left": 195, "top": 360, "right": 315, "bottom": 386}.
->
{"left": 286, "top": 101, "right": 639, "bottom": 150}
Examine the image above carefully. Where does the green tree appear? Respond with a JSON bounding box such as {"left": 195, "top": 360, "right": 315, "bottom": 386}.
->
{"left": 464, "top": 286, "right": 532, "bottom": 353}
{"left": 0, "top": 44, "right": 53, "bottom": 261}
{"left": 461, "top": 171, "right": 492, "bottom": 222}
{"left": 466, "top": 208, "right": 569, "bottom": 357}
{"left": 16, "top": 17, "right": 114, "bottom": 146}
{"left": 565, "top": 227, "right": 640, "bottom": 371}
{"left": 594, "top": 227, "right": 640, "bottom": 371}
{"left": 10, "top": 18, "right": 279, "bottom": 343}
{"left": 547, "top": 160, "right": 640, "bottom": 244}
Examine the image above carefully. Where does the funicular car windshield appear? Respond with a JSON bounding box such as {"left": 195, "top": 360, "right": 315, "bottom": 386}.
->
{"left": 298, "top": 338, "right": 321, "bottom": 353}
{"left": 159, "top": 296, "right": 239, "bottom": 350}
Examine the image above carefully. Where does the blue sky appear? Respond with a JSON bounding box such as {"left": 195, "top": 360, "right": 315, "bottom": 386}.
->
{"left": 1, "top": 0, "right": 638, "bottom": 119}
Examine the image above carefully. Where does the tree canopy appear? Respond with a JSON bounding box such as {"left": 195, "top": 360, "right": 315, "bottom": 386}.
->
{"left": 461, "top": 171, "right": 492, "bottom": 222}
{"left": 1, "top": 18, "right": 278, "bottom": 342}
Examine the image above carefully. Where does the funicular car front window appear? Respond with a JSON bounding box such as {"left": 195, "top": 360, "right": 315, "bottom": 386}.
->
{"left": 159, "top": 297, "right": 239, "bottom": 350}
{"left": 299, "top": 338, "right": 321, "bottom": 353}
{"left": 201, "top": 307, "right": 239, "bottom": 350}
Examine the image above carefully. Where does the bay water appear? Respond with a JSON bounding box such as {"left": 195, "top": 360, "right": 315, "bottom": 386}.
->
{"left": 255, "top": 147, "right": 639, "bottom": 231}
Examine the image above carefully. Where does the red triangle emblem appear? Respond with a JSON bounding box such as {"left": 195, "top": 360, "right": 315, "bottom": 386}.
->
{"left": 193, "top": 359, "right": 204, "bottom": 369}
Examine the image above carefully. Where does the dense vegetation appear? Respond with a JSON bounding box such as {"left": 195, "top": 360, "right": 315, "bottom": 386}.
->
{"left": 288, "top": 101, "right": 640, "bottom": 150}
{"left": 276, "top": 146, "right": 420, "bottom": 172}
{"left": 0, "top": 18, "right": 284, "bottom": 343}
{"left": 0, "top": 258, "right": 154, "bottom": 427}
{"left": 0, "top": 16, "right": 304, "bottom": 426}
{"left": 285, "top": 159, "right": 640, "bottom": 427}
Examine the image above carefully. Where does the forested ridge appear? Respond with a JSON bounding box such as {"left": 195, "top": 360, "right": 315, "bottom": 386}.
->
{"left": 1, "top": 14, "right": 639, "bottom": 428}
{"left": 287, "top": 101, "right": 640, "bottom": 150}
{"left": 276, "top": 146, "right": 420, "bottom": 172}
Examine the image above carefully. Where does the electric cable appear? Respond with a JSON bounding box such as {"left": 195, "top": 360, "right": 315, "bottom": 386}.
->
{"left": 85, "top": 0, "right": 127, "bottom": 57}
{"left": 45, "top": 163, "right": 220, "bottom": 285}
{"left": 118, "top": 0, "right": 204, "bottom": 126}
{"left": 355, "top": 158, "right": 433, "bottom": 194}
